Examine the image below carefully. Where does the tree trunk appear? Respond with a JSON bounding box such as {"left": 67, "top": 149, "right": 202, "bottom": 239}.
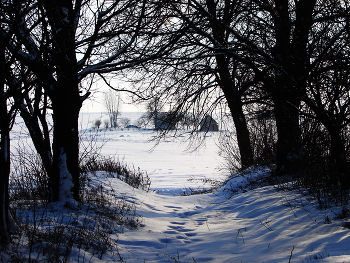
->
{"left": 0, "top": 116, "right": 11, "bottom": 243}
{"left": 227, "top": 94, "right": 254, "bottom": 168}
{"left": 0, "top": 114, "right": 11, "bottom": 243}
{"left": 0, "top": 40, "right": 11, "bottom": 242}
{"left": 328, "top": 127, "right": 350, "bottom": 190}
{"left": 217, "top": 63, "right": 254, "bottom": 168}
{"left": 270, "top": 0, "right": 315, "bottom": 175}
{"left": 214, "top": 53, "right": 254, "bottom": 168}
{"left": 19, "top": 105, "right": 53, "bottom": 179}
{"left": 215, "top": 55, "right": 254, "bottom": 168}
{"left": 205, "top": 0, "right": 254, "bottom": 168}
{"left": 51, "top": 100, "right": 81, "bottom": 202}
{"left": 44, "top": 0, "right": 82, "bottom": 202}
{"left": 273, "top": 93, "right": 302, "bottom": 174}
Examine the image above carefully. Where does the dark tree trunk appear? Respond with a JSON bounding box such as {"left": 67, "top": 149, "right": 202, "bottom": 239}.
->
{"left": 206, "top": 0, "right": 254, "bottom": 168}
{"left": 215, "top": 54, "right": 254, "bottom": 168}
{"left": 19, "top": 103, "right": 53, "bottom": 180}
{"left": 49, "top": 51, "right": 81, "bottom": 202}
{"left": 216, "top": 58, "right": 254, "bottom": 168}
{"left": 271, "top": 0, "right": 298, "bottom": 174}
{"left": 273, "top": 93, "right": 302, "bottom": 174}
{"left": 225, "top": 88, "right": 254, "bottom": 168}
{"left": 327, "top": 126, "right": 350, "bottom": 190}
{"left": 43, "top": 0, "right": 82, "bottom": 202}
{"left": 270, "top": 0, "right": 316, "bottom": 174}
{"left": 0, "top": 104, "right": 11, "bottom": 243}
{"left": 0, "top": 40, "right": 11, "bottom": 243}
{"left": 51, "top": 100, "right": 81, "bottom": 202}
{"left": 216, "top": 55, "right": 254, "bottom": 168}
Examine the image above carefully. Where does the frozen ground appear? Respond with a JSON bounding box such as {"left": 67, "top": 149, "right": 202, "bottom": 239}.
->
{"left": 79, "top": 112, "right": 227, "bottom": 195}
{"left": 78, "top": 113, "right": 350, "bottom": 262}
{"left": 85, "top": 169, "right": 350, "bottom": 262}
{"left": 8, "top": 112, "right": 350, "bottom": 262}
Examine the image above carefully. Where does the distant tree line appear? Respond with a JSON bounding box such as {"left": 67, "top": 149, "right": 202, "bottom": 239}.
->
{"left": 1, "top": 0, "right": 350, "bottom": 242}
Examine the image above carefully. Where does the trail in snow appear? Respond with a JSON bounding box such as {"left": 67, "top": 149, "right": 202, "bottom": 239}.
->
{"left": 88, "top": 169, "right": 350, "bottom": 263}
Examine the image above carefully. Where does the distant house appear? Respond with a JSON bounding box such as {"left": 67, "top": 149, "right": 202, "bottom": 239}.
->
{"left": 154, "top": 112, "right": 177, "bottom": 130}
{"left": 125, "top": 125, "right": 139, "bottom": 129}
{"left": 199, "top": 115, "right": 219, "bottom": 132}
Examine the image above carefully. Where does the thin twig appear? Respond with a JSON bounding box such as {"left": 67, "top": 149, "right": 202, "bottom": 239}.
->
{"left": 205, "top": 217, "right": 210, "bottom": 231}
{"left": 288, "top": 246, "right": 295, "bottom": 263}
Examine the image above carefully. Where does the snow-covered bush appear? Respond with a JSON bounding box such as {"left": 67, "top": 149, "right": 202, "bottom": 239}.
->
{"left": 80, "top": 155, "right": 151, "bottom": 192}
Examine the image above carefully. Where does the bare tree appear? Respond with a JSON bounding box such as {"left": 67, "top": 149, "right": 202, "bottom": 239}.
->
{"left": 158, "top": 0, "right": 316, "bottom": 173}
{"left": 120, "top": 117, "right": 131, "bottom": 128}
{"left": 126, "top": 0, "right": 261, "bottom": 167}
{"left": 0, "top": 32, "right": 11, "bottom": 243}
{"left": 103, "top": 90, "right": 121, "bottom": 128}
{"left": 302, "top": 1, "right": 350, "bottom": 189}
{"left": 126, "top": 0, "right": 350, "bottom": 180}
{"left": 1, "top": 0, "right": 187, "bottom": 203}
{"left": 0, "top": 21, "right": 20, "bottom": 243}
{"left": 104, "top": 119, "right": 109, "bottom": 129}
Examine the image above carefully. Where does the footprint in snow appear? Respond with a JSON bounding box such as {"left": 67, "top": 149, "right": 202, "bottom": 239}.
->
{"left": 166, "top": 222, "right": 199, "bottom": 243}
{"left": 144, "top": 203, "right": 162, "bottom": 212}
{"left": 165, "top": 205, "right": 182, "bottom": 212}
{"left": 169, "top": 221, "right": 186, "bottom": 225}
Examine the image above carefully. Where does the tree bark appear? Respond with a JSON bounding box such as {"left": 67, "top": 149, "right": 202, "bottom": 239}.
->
{"left": 272, "top": 93, "right": 302, "bottom": 174}
{"left": 206, "top": 0, "right": 254, "bottom": 168}
{"left": 228, "top": 97, "right": 254, "bottom": 168}
{"left": 270, "top": 0, "right": 316, "bottom": 174}
{"left": 215, "top": 55, "right": 254, "bottom": 168}
{"left": 0, "top": 39, "right": 11, "bottom": 243}
{"left": 19, "top": 102, "right": 53, "bottom": 180}
{"left": 51, "top": 100, "right": 81, "bottom": 202}
{"left": 216, "top": 60, "right": 254, "bottom": 168}
{"left": 0, "top": 109, "right": 11, "bottom": 243}
{"left": 43, "top": 0, "right": 82, "bottom": 202}
{"left": 215, "top": 60, "right": 254, "bottom": 168}
{"left": 326, "top": 125, "right": 350, "bottom": 190}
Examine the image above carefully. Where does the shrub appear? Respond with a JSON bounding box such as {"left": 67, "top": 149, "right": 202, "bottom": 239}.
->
{"left": 80, "top": 155, "right": 151, "bottom": 192}
{"left": 6, "top": 151, "right": 142, "bottom": 262}
{"left": 10, "top": 146, "right": 50, "bottom": 205}
{"left": 5, "top": 137, "right": 147, "bottom": 262}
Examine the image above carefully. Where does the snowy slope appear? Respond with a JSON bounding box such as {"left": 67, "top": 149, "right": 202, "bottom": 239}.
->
{"left": 85, "top": 170, "right": 350, "bottom": 263}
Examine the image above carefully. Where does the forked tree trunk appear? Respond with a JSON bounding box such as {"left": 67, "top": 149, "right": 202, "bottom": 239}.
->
{"left": 270, "top": 0, "right": 315, "bottom": 175}
{"left": 44, "top": 0, "right": 82, "bottom": 202}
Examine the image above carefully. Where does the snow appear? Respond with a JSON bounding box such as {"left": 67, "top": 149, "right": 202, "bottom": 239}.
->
{"left": 79, "top": 112, "right": 225, "bottom": 195}
{"left": 78, "top": 113, "right": 350, "bottom": 262}
{"left": 98, "top": 175, "right": 350, "bottom": 262}
{"left": 8, "top": 112, "right": 350, "bottom": 262}
{"left": 58, "top": 148, "right": 75, "bottom": 202}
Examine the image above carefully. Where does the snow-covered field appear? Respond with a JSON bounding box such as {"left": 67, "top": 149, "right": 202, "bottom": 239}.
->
{"left": 8, "top": 112, "right": 350, "bottom": 262}
{"left": 79, "top": 112, "right": 227, "bottom": 195}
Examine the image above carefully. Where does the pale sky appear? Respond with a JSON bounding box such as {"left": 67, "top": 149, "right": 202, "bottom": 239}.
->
{"left": 81, "top": 91, "right": 144, "bottom": 113}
